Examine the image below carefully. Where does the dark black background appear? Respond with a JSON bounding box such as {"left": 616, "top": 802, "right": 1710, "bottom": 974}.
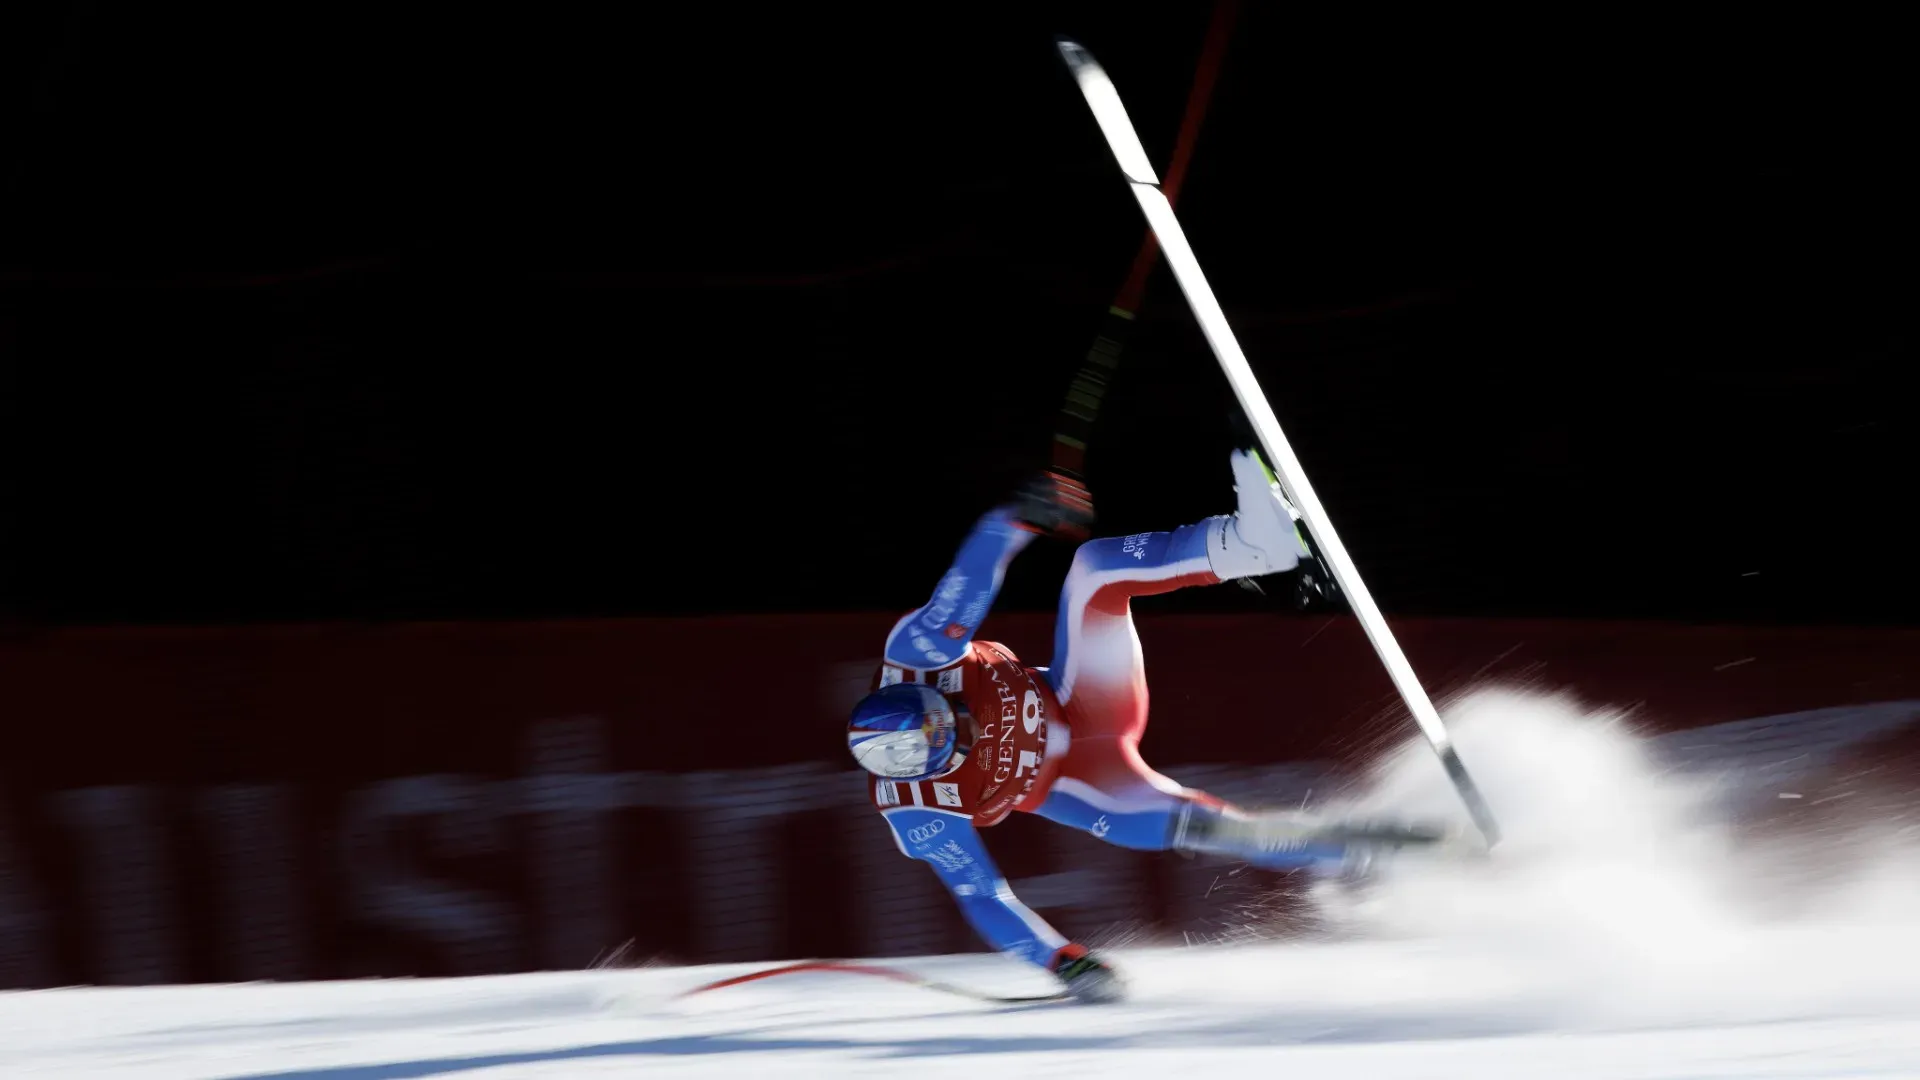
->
{"left": 2, "top": 3, "right": 1912, "bottom": 626}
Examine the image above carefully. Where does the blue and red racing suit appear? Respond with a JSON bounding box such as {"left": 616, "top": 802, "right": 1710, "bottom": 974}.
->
{"left": 868, "top": 505, "right": 1342, "bottom": 972}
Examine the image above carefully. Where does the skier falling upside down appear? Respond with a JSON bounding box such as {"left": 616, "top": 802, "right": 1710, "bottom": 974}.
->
{"left": 845, "top": 450, "right": 1463, "bottom": 1004}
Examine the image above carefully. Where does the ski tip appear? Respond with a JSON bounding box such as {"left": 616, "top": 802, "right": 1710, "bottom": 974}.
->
{"left": 1052, "top": 35, "right": 1162, "bottom": 189}
{"left": 1053, "top": 37, "right": 1097, "bottom": 73}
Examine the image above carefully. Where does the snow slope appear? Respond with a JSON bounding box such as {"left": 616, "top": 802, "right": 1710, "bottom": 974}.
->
{"left": 6, "top": 689, "right": 1920, "bottom": 1079}
{"left": 6, "top": 941, "right": 1920, "bottom": 1080}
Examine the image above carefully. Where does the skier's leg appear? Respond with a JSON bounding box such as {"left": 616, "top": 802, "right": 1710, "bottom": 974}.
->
{"left": 1028, "top": 488, "right": 1339, "bottom": 871}
{"left": 1035, "top": 737, "right": 1355, "bottom": 868}
{"left": 1045, "top": 447, "right": 1307, "bottom": 716}
{"left": 1028, "top": 451, "right": 1442, "bottom": 870}
{"left": 1045, "top": 522, "right": 1216, "bottom": 735}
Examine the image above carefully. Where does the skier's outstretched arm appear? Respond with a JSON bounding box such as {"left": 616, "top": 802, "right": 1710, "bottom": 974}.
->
{"left": 878, "top": 804, "right": 1123, "bottom": 1002}
{"left": 883, "top": 472, "right": 1093, "bottom": 671}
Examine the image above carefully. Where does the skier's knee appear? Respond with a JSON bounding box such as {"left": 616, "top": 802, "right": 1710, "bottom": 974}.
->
{"left": 1064, "top": 538, "right": 1104, "bottom": 586}
{"left": 1062, "top": 534, "right": 1137, "bottom": 596}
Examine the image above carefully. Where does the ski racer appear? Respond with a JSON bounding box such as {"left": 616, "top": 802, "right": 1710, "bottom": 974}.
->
{"left": 845, "top": 449, "right": 1457, "bottom": 1004}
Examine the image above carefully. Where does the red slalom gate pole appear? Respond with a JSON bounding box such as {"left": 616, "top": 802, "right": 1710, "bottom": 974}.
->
{"left": 1050, "top": 0, "right": 1242, "bottom": 481}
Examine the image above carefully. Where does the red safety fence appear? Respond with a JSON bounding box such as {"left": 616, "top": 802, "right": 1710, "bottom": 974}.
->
{"left": 1, "top": 612, "right": 1916, "bottom": 988}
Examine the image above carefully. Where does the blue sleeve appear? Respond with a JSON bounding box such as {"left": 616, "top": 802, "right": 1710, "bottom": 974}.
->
{"left": 884, "top": 507, "right": 1035, "bottom": 670}
{"left": 879, "top": 806, "right": 1068, "bottom": 970}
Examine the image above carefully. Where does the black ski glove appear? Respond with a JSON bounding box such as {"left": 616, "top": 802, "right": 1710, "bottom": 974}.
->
{"left": 1050, "top": 944, "right": 1126, "bottom": 1004}
{"left": 1012, "top": 469, "right": 1095, "bottom": 542}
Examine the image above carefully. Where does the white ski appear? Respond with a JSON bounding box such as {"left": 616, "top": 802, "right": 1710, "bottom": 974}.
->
{"left": 1055, "top": 36, "right": 1502, "bottom": 848}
